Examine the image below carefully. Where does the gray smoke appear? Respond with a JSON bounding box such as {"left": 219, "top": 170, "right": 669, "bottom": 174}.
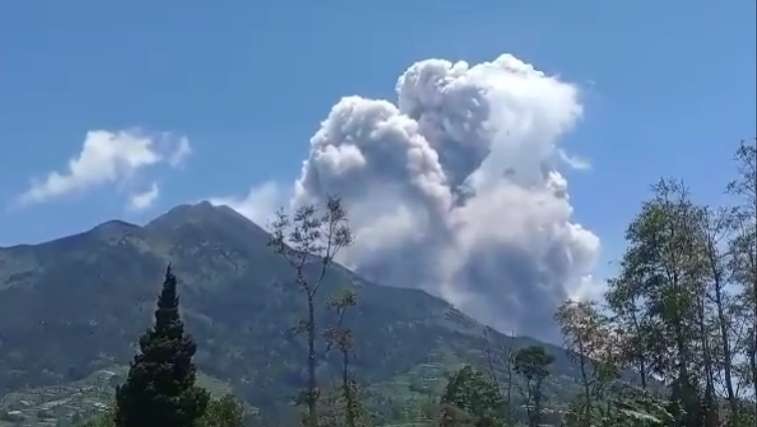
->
{"left": 220, "top": 54, "right": 599, "bottom": 341}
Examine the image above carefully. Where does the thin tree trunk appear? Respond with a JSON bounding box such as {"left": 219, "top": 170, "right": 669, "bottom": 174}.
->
{"left": 671, "top": 271, "right": 691, "bottom": 385}
{"left": 707, "top": 239, "right": 738, "bottom": 417}
{"left": 483, "top": 328, "right": 501, "bottom": 392}
{"left": 533, "top": 379, "right": 542, "bottom": 427}
{"left": 307, "top": 293, "right": 318, "bottom": 427}
{"left": 665, "top": 218, "right": 692, "bottom": 387}
{"left": 697, "top": 295, "right": 717, "bottom": 426}
{"left": 630, "top": 303, "right": 648, "bottom": 390}
{"left": 578, "top": 339, "right": 592, "bottom": 425}
{"left": 505, "top": 348, "right": 513, "bottom": 424}
{"left": 342, "top": 349, "right": 356, "bottom": 427}
{"left": 752, "top": 141, "right": 757, "bottom": 419}
{"left": 752, "top": 314, "right": 757, "bottom": 419}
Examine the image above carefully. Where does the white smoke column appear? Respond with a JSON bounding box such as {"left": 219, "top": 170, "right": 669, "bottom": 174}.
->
{"left": 289, "top": 54, "right": 599, "bottom": 341}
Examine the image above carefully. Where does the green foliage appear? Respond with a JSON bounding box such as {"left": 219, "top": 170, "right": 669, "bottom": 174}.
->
{"left": 440, "top": 366, "right": 505, "bottom": 426}
{"left": 0, "top": 201, "right": 587, "bottom": 425}
{"left": 268, "top": 196, "right": 354, "bottom": 427}
{"left": 197, "top": 394, "right": 246, "bottom": 427}
{"left": 556, "top": 299, "right": 622, "bottom": 426}
{"left": 513, "top": 346, "right": 553, "bottom": 381}
{"left": 597, "top": 385, "right": 674, "bottom": 427}
{"left": 114, "top": 267, "right": 210, "bottom": 427}
{"left": 318, "top": 383, "right": 374, "bottom": 427}
{"left": 76, "top": 408, "right": 114, "bottom": 427}
{"left": 606, "top": 180, "right": 706, "bottom": 426}
{"left": 513, "top": 346, "right": 553, "bottom": 427}
{"left": 439, "top": 403, "right": 479, "bottom": 427}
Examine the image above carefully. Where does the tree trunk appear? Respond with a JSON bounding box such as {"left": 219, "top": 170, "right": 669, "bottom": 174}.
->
{"left": 307, "top": 293, "right": 318, "bottom": 427}
{"left": 342, "top": 349, "right": 356, "bottom": 427}
{"left": 505, "top": 350, "right": 513, "bottom": 424}
{"left": 578, "top": 340, "right": 592, "bottom": 425}
{"left": 752, "top": 321, "right": 757, "bottom": 420}
{"left": 630, "top": 304, "right": 648, "bottom": 390}
{"left": 532, "top": 379, "right": 542, "bottom": 427}
{"left": 697, "top": 295, "right": 717, "bottom": 427}
{"left": 752, "top": 140, "right": 757, "bottom": 420}
{"left": 708, "top": 242, "right": 738, "bottom": 418}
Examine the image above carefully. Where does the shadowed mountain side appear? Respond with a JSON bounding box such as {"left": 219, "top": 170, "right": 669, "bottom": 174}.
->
{"left": 0, "top": 202, "right": 576, "bottom": 421}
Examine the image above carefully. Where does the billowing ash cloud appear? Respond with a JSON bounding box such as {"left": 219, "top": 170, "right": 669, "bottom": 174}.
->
{"left": 224, "top": 54, "right": 599, "bottom": 341}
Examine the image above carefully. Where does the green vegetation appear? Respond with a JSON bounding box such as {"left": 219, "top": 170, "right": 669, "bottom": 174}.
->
{"left": 268, "top": 196, "right": 353, "bottom": 426}
{"left": 114, "top": 266, "right": 209, "bottom": 426}
{"left": 3, "top": 141, "right": 757, "bottom": 426}
{"left": 513, "top": 346, "right": 554, "bottom": 427}
{"left": 73, "top": 394, "right": 247, "bottom": 427}
{"left": 1, "top": 201, "right": 573, "bottom": 425}
{"left": 555, "top": 139, "right": 757, "bottom": 426}
{"left": 440, "top": 365, "right": 505, "bottom": 426}
{"left": 325, "top": 289, "right": 361, "bottom": 427}
{"left": 198, "top": 395, "right": 247, "bottom": 427}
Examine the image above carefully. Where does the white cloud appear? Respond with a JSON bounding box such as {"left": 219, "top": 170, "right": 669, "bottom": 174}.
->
{"left": 128, "top": 182, "right": 160, "bottom": 211}
{"left": 558, "top": 148, "right": 592, "bottom": 170}
{"left": 169, "top": 137, "right": 192, "bottom": 167}
{"left": 210, "top": 181, "right": 286, "bottom": 228}
{"left": 223, "top": 53, "right": 600, "bottom": 341}
{"left": 18, "top": 129, "right": 190, "bottom": 207}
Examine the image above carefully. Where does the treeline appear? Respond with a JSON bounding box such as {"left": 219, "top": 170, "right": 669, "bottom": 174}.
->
{"left": 554, "top": 139, "right": 757, "bottom": 427}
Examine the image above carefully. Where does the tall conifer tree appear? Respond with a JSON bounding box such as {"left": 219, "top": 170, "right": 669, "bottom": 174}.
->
{"left": 115, "top": 266, "right": 209, "bottom": 427}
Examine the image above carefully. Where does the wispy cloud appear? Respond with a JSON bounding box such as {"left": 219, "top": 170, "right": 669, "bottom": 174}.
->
{"left": 558, "top": 148, "right": 592, "bottom": 171}
{"left": 210, "top": 181, "right": 285, "bottom": 228}
{"left": 169, "top": 137, "right": 192, "bottom": 167}
{"left": 128, "top": 182, "right": 160, "bottom": 211}
{"left": 18, "top": 129, "right": 190, "bottom": 209}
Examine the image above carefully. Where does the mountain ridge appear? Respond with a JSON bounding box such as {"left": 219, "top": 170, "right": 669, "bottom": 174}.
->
{"left": 0, "top": 201, "right": 577, "bottom": 424}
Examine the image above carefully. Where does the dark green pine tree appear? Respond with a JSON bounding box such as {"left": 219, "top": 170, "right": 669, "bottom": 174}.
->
{"left": 115, "top": 266, "right": 209, "bottom": 427}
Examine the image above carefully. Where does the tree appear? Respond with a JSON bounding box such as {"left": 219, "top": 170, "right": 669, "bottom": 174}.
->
{"left": 513, "top": 346, "right": 553, "bottom": 427}
{"left": 324, "top": 289, "right": 361, "bottom": 427}
{"left": 441, "top": 365, "right": 505, "bottom": 427}
{"left": 269, "top": 196, "right": 353, "bottom": 427}
{"left": 482, "top": 326, "right": 515, "bottom": 424}
{"left": 555, "top": 299, "right": 618, "bottom": 426}
{"left": 727, "top": 138, "right": 757, "bottom": 418}
{"left": 607, "top": 255, "right": 655, "bottom": 392}
{"left": 114, "top": 266, "right": 209, "bottom": 427}
{"left": 572, "top": 383, "right": 675, "bottom": 427}
{"left": 610, "top": 180, "right": 703, "bottom": 426}
{"left": 76, "top": 408, "right": 115, "bottom": 427}
{"left": 198, "top": 394, "right": 246, "bottom": 427}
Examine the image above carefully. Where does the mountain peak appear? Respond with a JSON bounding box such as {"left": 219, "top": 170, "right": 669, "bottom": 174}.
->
{"left": 146, "top": 201, "right": 269, "bottom": 240}
{"left": 148, "top": 201, "right": 226, "bottom": 225}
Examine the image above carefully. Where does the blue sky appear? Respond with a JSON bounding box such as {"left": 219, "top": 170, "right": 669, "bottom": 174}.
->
{"left": 1, "top": 0, "right": 755, "bottom": 287}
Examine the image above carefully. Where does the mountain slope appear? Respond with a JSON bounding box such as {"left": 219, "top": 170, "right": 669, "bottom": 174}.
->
{"left": 0, "top": 202, "right": 577, "bottom": 422}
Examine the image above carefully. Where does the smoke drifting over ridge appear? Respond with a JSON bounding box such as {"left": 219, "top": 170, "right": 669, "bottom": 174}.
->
{"left": 220, "top": 54, "right": 600, "bottom": 341}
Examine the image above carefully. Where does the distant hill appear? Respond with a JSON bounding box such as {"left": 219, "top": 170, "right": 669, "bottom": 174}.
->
{"left": 0, "top": 202, "right": 580, "bottom": 424}
{"left": 0, "top": 366, "right": 251, "bottom": 427}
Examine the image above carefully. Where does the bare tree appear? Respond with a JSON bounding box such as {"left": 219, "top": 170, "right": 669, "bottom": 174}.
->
{"left": 269, "top": 196, "right": 353, "bottom": 427}
{"left": 325, "top": 289, "right": 360, "bottom": 427}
